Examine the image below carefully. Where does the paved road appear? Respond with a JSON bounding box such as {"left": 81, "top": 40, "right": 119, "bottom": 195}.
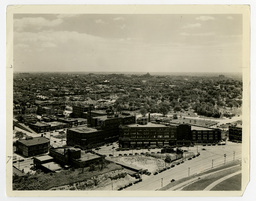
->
{"left": 124, "top": 142, "right": 241, "bottom": 191}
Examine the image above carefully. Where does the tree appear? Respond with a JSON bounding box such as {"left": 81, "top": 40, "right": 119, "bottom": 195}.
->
{"left": 140, "top": 107, "right": 147, "bottom": 117}
{"left": 165, "top": 155, "right": 172, "bottom": 163}
{"left": 158, "top": 102, "right": 170, "bottom": 116}
{"left": 15, "top": 131, "right": 25, "bottom": 139}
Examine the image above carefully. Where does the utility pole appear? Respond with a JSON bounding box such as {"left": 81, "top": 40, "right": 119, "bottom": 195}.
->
{"left": 224, "top": 154, "right": 226, "bottom": 164}
{"left": 233, "top": 151, "right": 235, "bottom": 161}
{"left": 188, "top": 167, "right": 190, "bottom": 177}
{"left": 161, "top": 178, "right": 163, "bottom": 188}
{"left": 212, "top": 159, "right": 214, "bottom": 168}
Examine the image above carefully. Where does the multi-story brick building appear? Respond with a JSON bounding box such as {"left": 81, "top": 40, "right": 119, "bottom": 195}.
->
{"left": 229, "top": 124, "right": 242, "bottom": 142}
{"left": 191, "top": 126, "right": 221, "bottom": 144}
{"left": 16, "top": 137, "right": 50, "bottom": 157}
{"left": 67, "top": 113, "right": 136, "bottom": 148}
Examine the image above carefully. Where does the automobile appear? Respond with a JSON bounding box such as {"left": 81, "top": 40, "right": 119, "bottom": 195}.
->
{"left": 188, "top": 158, "right": 192, "bottom": 160}
{"left": 118, "top": 154, "right": 122, "bottom": 156}
{"left": 124, "top": 154, "right": 128, "bottom": 156}
{"left": 112, "top": 147, "right": 115, "bottom": 149}
{"left": 192, "top": 155, "right": 196, "bottom": 158}
{"left": 171, "top": 164, "right": 175, "bottom": 168}
{"left": 145, "top": 172, "right": 151, "bottom": 176}
{"left": 134, "top": 153, "right": 139, "bottom": 155}
{"left": 203, "top": 144, "right": 206, "bottom": 146}
{"left": 116, "top": 148, "right": 121, "bottom": 151}
{"left": 202, "top": 148, "right": 206, "bottom": 150}
{"left": 176, "top": 162, "right": 180, "bottom": 165}
{"left": 129, "top": 153, "right": 133, "bottom": 156}
{"left": 170, "top": 179, "right": 176, "bottom": 183}
{"left": 181, "top": 161, "right": 184, "bottom": 164}
{"left": 109, "top": 154, "right": 113, "bottom": 157}
{"left": 196, "top": 153, "right": 200, "bottom": 156}
{"left": 153, "top": 172, "right": 158, "bottom": 175}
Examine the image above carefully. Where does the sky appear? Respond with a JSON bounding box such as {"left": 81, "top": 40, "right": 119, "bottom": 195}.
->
{"left": 13, "top": 14, "right": 243, "bottom": 73}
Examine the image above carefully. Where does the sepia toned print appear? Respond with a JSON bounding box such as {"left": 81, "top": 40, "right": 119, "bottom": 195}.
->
{"left": 6, "top": 5, "right": 250, "bottom": 197}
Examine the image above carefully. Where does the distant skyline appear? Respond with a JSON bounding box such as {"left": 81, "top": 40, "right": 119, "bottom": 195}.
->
{"left": 14, "top": 14, "right": 243, "bottom": 73}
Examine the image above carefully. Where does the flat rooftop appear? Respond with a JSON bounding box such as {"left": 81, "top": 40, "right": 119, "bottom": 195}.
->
{"left": 58, "top": 118, "right": 78, "bottom": 122}
{"left": 127, "top": 122, "right": 167, "bottom": 128}
{"left": 91, "top": 110, "right": 107, "bottom": 114}
{"left": 45, "top": 121, "right": 66, "bottom": 127}
{"left": 41, "top": 162, "right": 62, "bottom": 172}
{"left": 69, "top": 126, "right": 100, "bottom": 133}
{"left": 52, "top": 147, "right": 81, "bottom": 155}
{"left": 32, "top": 122, "right": 49, "bottom": 127}
{"left": 76, "top": 152, "right": 101, "bottom": 162}
{"left": 18, "top": 137, "right": 50, "bottom": 146}
{"left": 191, "top": 126, "right": 212, "bottom": 131}
{"left": 93, "top": 114, "right": 133, "bottom": 121}
{"left": 34, "top": 155, "right": 53, "bottom": 162}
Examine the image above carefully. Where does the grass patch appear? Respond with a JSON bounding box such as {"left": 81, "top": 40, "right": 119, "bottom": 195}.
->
{"left": 211, "top": 173, "right": 241, "bottom": 191}
{"left": 13, "top": 162, "right": 122, "bottom": 190}
{"left": 182, "top": 166, "right": 241, "bottom": 190}
{"left": 159, "top": 160, "right": 241, "bottom": 191}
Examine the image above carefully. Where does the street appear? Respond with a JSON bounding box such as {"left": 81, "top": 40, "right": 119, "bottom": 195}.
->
{"left": 124, "top": 142, "right": 241, "bottom": 191}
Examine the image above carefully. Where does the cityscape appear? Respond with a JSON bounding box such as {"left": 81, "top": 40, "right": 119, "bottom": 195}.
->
{"left": 12, "top": 72, "right": 242, "bottom": 191}
{"left": 9, "top": 10, "right": 246, "bottom": 193}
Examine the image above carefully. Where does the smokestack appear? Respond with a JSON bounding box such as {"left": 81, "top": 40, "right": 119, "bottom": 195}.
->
{"left": 148, "top": 113, "right": 151, "bottom": 122}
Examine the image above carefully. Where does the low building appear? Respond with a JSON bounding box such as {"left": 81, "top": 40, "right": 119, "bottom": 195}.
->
{"left": 45, "top": 121, "right": 67, "bottom": 131}
{"left": 229, "top": 124, "right": 242, "bottom": 142}
{"left": 67, "top": 126, "right": 104, "bottom": 148}
{"left": 16, "top": 137, "right": 50, "bottom": 157}
{"left": 49, "top": 147, "right": 103, "bottom": 168}
{"left": 58, "top": 117, "right": 78, "bottom": 128}
{"left": 29, "top": 122, "right": 51, "bottom": 133}
{"left": 41, "top": 162, "right": 62, "bottom": 172}
{"left": 33, "top": 155, "right": 54, "bottom": 168}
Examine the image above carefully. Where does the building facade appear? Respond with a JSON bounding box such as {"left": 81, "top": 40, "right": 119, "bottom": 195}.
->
{"left": 16, "top": 137, "right": 50, "bottom": 157}
{"left": 229, "top": 125, "right": 242, "bottom": 142}
{"left": 191, "top": 126, "right": 221, "bottom": 144}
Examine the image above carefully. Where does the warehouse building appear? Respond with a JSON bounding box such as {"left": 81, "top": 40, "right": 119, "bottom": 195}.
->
{"left": 229, "top": 124, "right": 242, "bottom": 142}
{"left": 191, "top": 126, "right": 221, "bottom": 144}
{"left": 67, "top": 112, "right": 136, "bottom": 148}
{"left": 16, "top": 137, "right": 50, "bottom": 157}
{"left": 49, "top": 147, "right": 103, "bottom": 168}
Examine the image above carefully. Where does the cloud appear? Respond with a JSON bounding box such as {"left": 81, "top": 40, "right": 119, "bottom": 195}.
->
{"left": 57, "top": 14, "right": 78, "bottom": 19}
{"left": 182, "top": 23, "right": 201, "bottom": 29}
{"left": 14, "top": 17, "right": 63, "bottom": 32}
{"left": 15, "top": 43, "right": 29, "bottom": 49}
{"left": 180, "top": 32, "right": 215, "bottom": 36}
{"left": 227, "top": 16, "right": 234, "bottom": 20}
{"left": 14, "top": 30, "right": 106, "bottom": 52}
{"left": 120, "top": 24, "right": 126, "bottom": 30}
{"left": 113, "top": 17, "right": 124, "bottom": 21}
{"left": 95, "top": 19, "right": 105, "bottom": 24}
{"left": 196, "top": 16, "right": 215, "bottom": 21}
{"left": 41, "top": 42, "right": 56, "bottom": 48}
